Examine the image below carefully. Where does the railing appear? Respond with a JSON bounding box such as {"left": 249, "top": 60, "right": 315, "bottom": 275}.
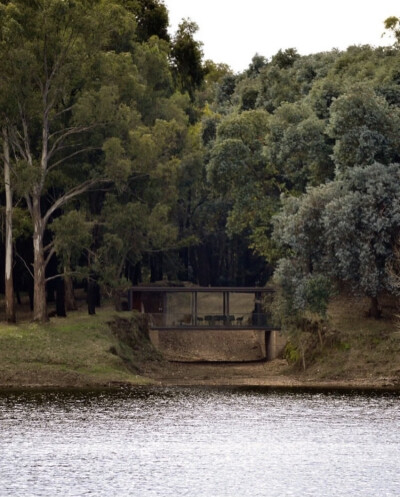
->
{"left": 146, "top": 312, "right": 274, "bottom": 329}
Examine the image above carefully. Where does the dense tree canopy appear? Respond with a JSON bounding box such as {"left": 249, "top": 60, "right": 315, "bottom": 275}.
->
{"left": 0, "top": 1, "right": 399, "bottom": 324}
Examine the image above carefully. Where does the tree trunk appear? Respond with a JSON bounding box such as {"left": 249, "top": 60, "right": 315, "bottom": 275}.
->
{"left": 32, "top": 197, "right": 48, "bottom": 322}
{"left": 150, "top": 253, "right": 163, "bottom": 282}
{"left": 3, "top": 128, "right": 15, "bottom": 323}
{"left": 368, "top": 296, "right": 382, "bottom": 319}
{"left": 87, "top": 280, "right": 96, "bottom": 315}
{"left": 56, "top": 277, "right": 66, "bottom": 317}
{"left": 113, "top": 293, "right": 123, "bottom": 311}
{"left": 196, "top": 245, "right": 211, "bottom": 286}
{"left": 64, "top": 263, "right": 77, "bottom": 311}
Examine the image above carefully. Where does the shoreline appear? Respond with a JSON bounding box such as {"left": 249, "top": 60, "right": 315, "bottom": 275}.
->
{"left": 1, "top": 359, "right": 399, "bottom": 393}
{"left": 1, "top": 382, "right": 399, "bottom": 393}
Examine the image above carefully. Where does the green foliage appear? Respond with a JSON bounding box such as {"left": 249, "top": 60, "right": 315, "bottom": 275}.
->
{"left": 216, "top": 74, "right": 236, "bottom": 107}
{"left": 273, "top": 162, "right": 400, "bottom": 319}
{"left": 246, "top": 54, "right": 268, "bottom": 77}
{"left": 11, "top": 207, "right": 32, "bottom": 240}
{"left": 134, "top": 0, "right": 170, "bottom": 42}
{"left": 303, "top": 273, "right": 332, "bottom": 317}
{"left": 327, "top": 84, "right": 400, "bottom": 170}
{"left": 271, "top": 48, "right": 300, "bottom": 69}
{"left": 323, "top": 163, "right": 400, "bottom": 298}
{"left": 50, "top": 211, "right": 91, "bottom": 270}
{"left": 384, "top": 16, "right": 400, "bottom": 46}
{"left": 266, "top": 101, "right": 334, "bottom": 190}
{"left": 273, "top": 182, "right": 339, "bottom": 272}
{"left": 273, "top": 257, "right": 333, "bottom": 322}
{"left": 285, "top": 340, "right": 301, "bottom": 363}
{"left": 206, "top": 109, "right": 282, "bottom": 258}
{"left": 171, "top": 19, "right": 204, "bottom": 100}
{"left": 94, "top": 195, "right": 177, "bottom": 296}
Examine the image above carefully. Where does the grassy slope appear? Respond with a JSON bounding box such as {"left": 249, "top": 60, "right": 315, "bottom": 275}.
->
{"left": 296, "top": 292, "right": 400, "bottom": 386}
{"left": 0, "top": 308, "right": 154, "bottom": 388}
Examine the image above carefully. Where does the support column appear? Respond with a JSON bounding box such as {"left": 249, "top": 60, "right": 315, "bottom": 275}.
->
{"left": 191, "top": 291, "right": 198, "bottom": 325}
{"left": 163, "top": 292, "right": 168, "bottom": 326}
{"left": 223, "top": 292, "right": 230, "bottom": 325}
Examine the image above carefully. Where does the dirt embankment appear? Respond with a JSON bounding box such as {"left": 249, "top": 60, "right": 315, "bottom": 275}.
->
{"left": 140, "top": 358, "right": 400, "bottom": 390}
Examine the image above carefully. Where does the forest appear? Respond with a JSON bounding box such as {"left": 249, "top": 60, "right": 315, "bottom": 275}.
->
{"left": 1, "top": 0, "right": 400, "bottom": 324}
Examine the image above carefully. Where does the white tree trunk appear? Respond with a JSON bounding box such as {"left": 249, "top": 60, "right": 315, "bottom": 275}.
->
{"left": 3, "top": 127, "right": 15, "bottom": 323}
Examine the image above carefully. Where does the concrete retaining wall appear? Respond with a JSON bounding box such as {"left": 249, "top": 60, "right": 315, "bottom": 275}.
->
{"left": 149, "top": 328, "right": 286, "bottom": 362}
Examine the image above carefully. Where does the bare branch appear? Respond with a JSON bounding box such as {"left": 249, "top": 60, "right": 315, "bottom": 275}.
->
{"left": 44, "top": 240, "right": 55, "bottom": 253}
{"left": 51, "top": 104, "right": 74, "bottom": 120}
{"left": 45, "top": 268, "right": 88, "bottom": 284}
{"left": 47, "top": 29, "right": 78, "bottom": 86}
{"left": 45, "top": 246, "right": 56, "bottom": 267}
{"left": 47, "top": 146, "right": 100, "bottom": 172}
{"left": 45, "top": 273, "right": 63, "bottom": 284}
{"left": 15, "top": 251, "right": 34, "bottom": 279}
{"left": 24, "top": 194, "right": 33, "bottom": 216}
{"left": 43, "top": 177, "right": 110, "bottom": 228}
{"left": 47, "top": 124, "right": 99, "bottom": 162}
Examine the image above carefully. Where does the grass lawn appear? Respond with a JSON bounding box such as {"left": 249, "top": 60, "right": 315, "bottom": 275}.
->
{"left": 0, "top": 306, "right": 153, "bottom": 388}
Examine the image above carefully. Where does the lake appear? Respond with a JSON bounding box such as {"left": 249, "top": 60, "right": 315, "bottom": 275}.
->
{"left": 1, "top": 387, "right": 399, "bottom": 496}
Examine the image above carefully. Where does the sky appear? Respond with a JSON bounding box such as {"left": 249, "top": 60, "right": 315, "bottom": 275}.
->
{"left": 163, "top": 0, "right": 400, "bottom": 73}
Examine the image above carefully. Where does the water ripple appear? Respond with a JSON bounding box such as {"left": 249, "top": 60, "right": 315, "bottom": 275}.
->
{"left": 0, "top": 388, "right": 399, "bottom": 496}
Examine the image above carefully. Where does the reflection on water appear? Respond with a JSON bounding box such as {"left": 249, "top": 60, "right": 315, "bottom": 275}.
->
{"left": 1, "top": 387, "right": 399, "bottom": 497}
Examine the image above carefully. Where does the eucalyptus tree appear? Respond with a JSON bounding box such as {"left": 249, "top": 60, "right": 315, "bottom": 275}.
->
{"left": 1, "top": 127, "right": 15, "bottom": 322}
{"left": 0, "top": 0, "right": 138, "bottom": 321}
{"left": 0, "top": 2, "right": 22, "bottom": 322}
{"left": 171, "top": 19, "right": 205, "bottom": 101}
{"left": 50, "top": 210, "right": 91, "bottom": 311}
{"left": 207, "top": 109, "right": 281, "bottom": 258}
{"left": 134, "top": 0, "right": 170, "bottom": 42}
{"left": 93, "top": 195, "right": 177, "bottom": 309}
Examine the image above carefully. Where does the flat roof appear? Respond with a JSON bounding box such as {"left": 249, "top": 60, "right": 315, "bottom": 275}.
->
{"left": 129, "top": 286, "right": 274, "bottom": 293}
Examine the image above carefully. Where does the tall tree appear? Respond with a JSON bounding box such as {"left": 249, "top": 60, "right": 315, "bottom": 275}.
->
{"left": 2, "top": 127, "right": 15, "bottom": 322}
{"left": 134, "top": 0, "right": 170, "bottom": 42}
{"left": 0, "top": 0, "right": 137, "bottom": 321}
{"left": 207, "top": 109, "right": 281, "bottom": 258}
{"left": 171, "top": 19, "right": 204, "bottom": 101}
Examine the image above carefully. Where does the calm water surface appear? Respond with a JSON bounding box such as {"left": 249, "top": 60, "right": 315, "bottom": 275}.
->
{"left": 0, "top": 387, "right": 399, "bottom": 496}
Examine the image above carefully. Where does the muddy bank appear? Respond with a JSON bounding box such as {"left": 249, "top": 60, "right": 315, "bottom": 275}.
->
{"left": 1, "top": 359, "right": 399, "bottom": 391}
{"left": 139, "top": 358, "right": 400, "bottom": 391}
